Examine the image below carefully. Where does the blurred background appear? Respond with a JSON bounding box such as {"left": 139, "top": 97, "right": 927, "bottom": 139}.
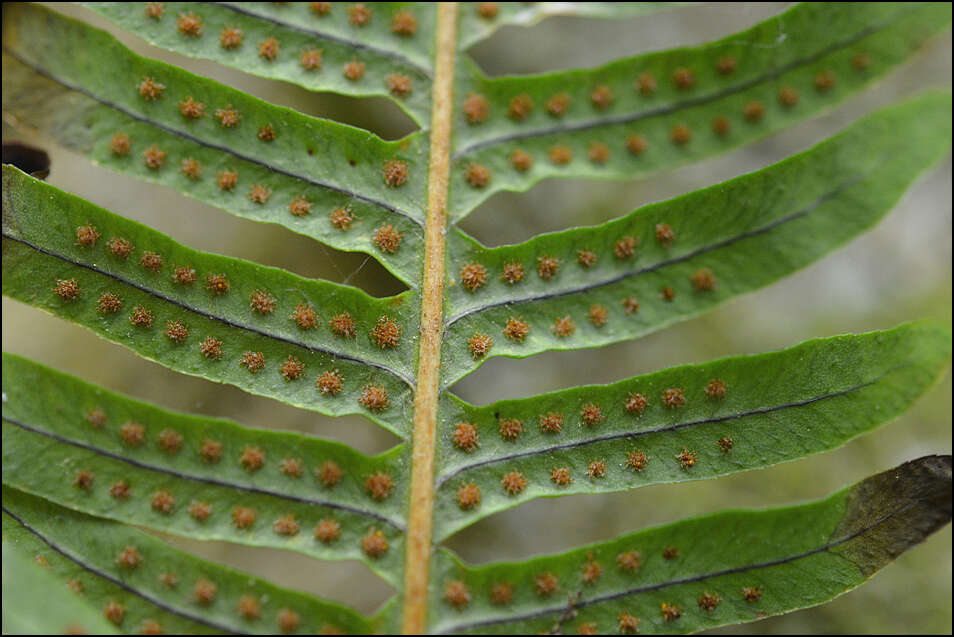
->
{"left": 3, "top": 3, "right": 951, "bottom": 633}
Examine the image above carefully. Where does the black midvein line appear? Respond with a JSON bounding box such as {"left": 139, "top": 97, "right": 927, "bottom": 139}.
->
{"left": 452, "top": 10, "right": 901, "bottom": 157}
{"left": 437, "top": 499, "right": 918, "bottom": 633}
{"left": 1, "top": 47, "right": 423, "bottom": 226}
{"left": 436, "top": 380, "right": 874, "bottom": 487}
{"left": 1, "top": 505, "right": 242, "bottom": 634}
{"left": 2, "top": 232, "right": 415, "bottom": 387}
{"left": 216, "top": 2, "right": 433, "bottom": 77}
{"left": 3, "top": 416, "right": 406, "bottom": 530}
{"left": 445, "top": 175, "right": 862, "bottom": 326}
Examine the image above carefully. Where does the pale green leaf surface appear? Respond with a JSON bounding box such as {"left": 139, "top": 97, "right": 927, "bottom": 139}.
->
{"left": 440, "top": 92, "right": 953, "bottom": 385}
{"left": 448, "top": 2, "right": 952, "bottom": 220}
{"left": 81, "top": 2, "right": 435, "bottom": 125}
{"left": 2, "top": 3, "right": 426, "bottom": 283}
{"left": 1, "top": 538, "right": 120, "bottom": 635}
{"left": 3, "top": 488, "right": 373, "bottom": 634}
{"left": 431, "top": 322, "right": 952, "bottom": 540}
{"left": 1, "top": 165, "right": 418, "bottom": 438}
{"left": 428, "top": 455, "right": 953, "bottom": 634}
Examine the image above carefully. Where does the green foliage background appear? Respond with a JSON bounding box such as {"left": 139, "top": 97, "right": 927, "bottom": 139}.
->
{"left": 2, "top": 3, "right": 950, "bottom": 633}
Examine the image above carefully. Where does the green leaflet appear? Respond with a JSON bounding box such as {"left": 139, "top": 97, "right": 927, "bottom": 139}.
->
{"left": 456, "top": 2, "right": 688, "bottom": 50}
{"left": 81, "top": 2, "right": 435, "bottom": 125}
{"left": 1, "top": 353, "right": 408, "bottom": 584}
{"left": 428, "top": 455, "right": 953, "bottom": 634}
{"left": 1, "top": 539, "right": 119, "bottom": 635}
{"left": 1, "top": 164, "right": 417, "bottom": 438}
{"left": 1, "top": 3, "right": 426, "bottom": 284}
{"left": 448, "top": 2, "right": 952, "bottom": 220}
{"left": 432, "top": 322, "right": 953, "bottom": 539}
{"left": 440, "top": 92, "right": 953, "bottom": 385}
{"left": 3, "top": 488, "right": 373, "bottom": 635}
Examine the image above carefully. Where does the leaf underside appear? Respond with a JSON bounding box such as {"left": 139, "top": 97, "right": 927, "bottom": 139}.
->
{"left": 2, "top": 2, "right": 952, "bottom": 635}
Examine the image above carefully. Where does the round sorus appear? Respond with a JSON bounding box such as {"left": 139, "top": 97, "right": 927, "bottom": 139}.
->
{"left": 73, "top": 469, "right": 95, "bottom": 490}
{"left": 510, "top": 148, "right": 533, "bottom": 172}
{"left": 68, "top": 579, "right": 85, "bottom": 594}
{"left": 578, "top": 622, "right": 599, "bottom": 635}
{"left": 698, "top": 592, "right": 721, "bottom": 612}
{"left": 590, "top": 84, "right": 614, "bottom": 109}
{"left": 220, "top": 27, "right": 243, "bottom": 49}
{"left": 468, "top": 332, "right": 494, "bottom": 360}
{"left": 164, "top": 320, "right": 189, "bottom": 344}
{"left": 705, "top": 378, "right": 727, "bottom": 400}
{"left": 655, "top": 223, "right": 675, "bottom": 245}
{"left": 452, "top": 422, "right": 479, "bottom": 452}
{"left": 382, "top": 159, "right": 408, "bottom": 187}
{"left": 577, "top": 249, "right": 597, "bottom": 268}
{"left": 258, "top": 37, "right": 279, "bottom": 61}
{"left": 614, "top": 235, "right": 638, "bottom": 259}
{"left": 257, "top": 124, "right": 276, "bottom": 142}
{"left": 716, "top": 55, "right": 737, "bottom": 75}
{"left": 580, "top": 403, "right": 605, "bottom": 427}
{"left": 145, "top": 2, "right": 164, "bottom": 19}
{"left": 462, "top": 93, "right": 490, "bottom": 124}
{"left": 120, "top": 421, "right": 146, "bottom": 446}
{"left": 444, "top": 580, "right": 471, "bottom": 609}
{"left": 329, "top": 312, "right": 357, "bottom": 338}
{"left": 586, "top": 459, "right": 607, "bottom": 479}
{"left": 501, "top": 261, "right": 525, "bottom": 284}
{"left": 743, "top": 100, "right": 764, "bottom": 122}
{"left": 456, "top": 483, "right": 481, "bottom": 510}
{"left": 150, "top": 489, "right": 175, "bottom": 514}
{"left": 637, "top": 71, "right": 657, "bottom": 95}
{"left": 314, "top": 518, "right": 341, "bottom": 543}
{"left": 348, "top": 3, "right": 371, "bottom": 26}
{"left": 107, "top": 236, "right": 134, "bottom": 258}
{"left": 777, "top": 86, "right": 799, "bottom": 107}
{"left": 178, "top": 97, "right": 205, "bottom": 119}
{"left": 193, "top": 579, "right": 217, "bottom": 606}
{"left": 661, "top": 285, "right": 676, "bottom": 302}
{"left": 853, "top": 52, "right": 871, "bottom": 70}
{"left": 712, "top": 115, "right": 731, "bottom": 136}
{"left": 661, "top": 603, "right": 681, "bottom": 621}
{"left": 672, "top": 67, "right": 695, "bottom": 89}
{"left": 300, "top": 48, "right": 323, "bottom": 70}
{"left": 814, "top": 70, "right": 836, "bottom": 92}
{"left": 582, "top": 556, "right": 603, "bottom": 583}
{"left": 205, "top": 273, "right": 230, "bottom": 295}
{"left": 188, "top": 500, "right": 212, "bottom": 522}
{"left": 477, "top": 2, "right": 499, "bottom": 19}
{"left": 588, "top": 142, "right": 610, "bottom": 164}
{"left": 157, "top": 428, "right": 183, "bottom": 453}
{"left": 662, "top": 545, "right": 680, "bottom": 559}
{"left": 535, "top": 571, "right": 560, "bottom": 596}
{"left": 53, "top": 278, "right": 80, "bottom": 301}
{"left": 587, "top": 305, "right": 608, "bottom": 327}
{"left": 76, "top": 222, "right": 100, "bottom": 247}
{"left": 460, "top": 262, "right": 488, "bottom": 291}
{"left": 364, "top": 471, "right": 394, "bottom": 500}
{"left": 240, "top": 445, "right": 266, "bottom": 472}
{"left": 248, "top": 184, "right": 272, "bottom": 204}
{"left": 691, "top": 267, "right": 716, "bottom": 292}
{"left": 104, "top": 600, "right": 126, "bottom": 625}
{"left": 539, "top": 412, "right": 563, "bottom": 433}
{"left": 503, "top": 317, "right": 530, "bottom": 342}
{"left": 279, "top": 355, "right": 305, "bottom": 381}
{"left": 129, "top": 305, "right": 154, "bottom": 328}
{"left": 141, "top": 620, "right": 163, "bottom": 635}
{"left": 176, "top": 12, "right": 203, "bottom": 36}
{"left": 548, "top": 144, "right": 573, "bottom": 165}
{"left": 85, "top": 408, "right": 107, "bottom": 428}
{"left": 625, "top": 449, "right": 648, "bottom": 472}
{"left": 290, "top": 303, "right": 318, "bottom": 329}
{"left": 279, "top": 457, "right": 303, "bottom": 478}
{"left": 158, "top": 572, "right": 179, "bottom": 588}
{"left": 387, "top": 73, "right": 413, "bottom": 98}
{"left": 550, "top": 467, "right": 572, "bottom": 486}
{"left": 249, "top": 289, "right": 277, "bottom": 314}
{"left": 116, "top": 546, "right": 142, "bottom": 570}
{"left": 316, "top": 460, "right": 344, "bottom": 487}
{"left": 173, "top": 265, "right": 197, "bottom": 285}
{"left": 273, "top": 514, "right": 300, "bottom": 537}
{"left": 216, "top": 169, "right": 239, "bottom": 191}
{"left": 233, "top": 507, "right": 257, "bottom": 529}
{"left": 489, "top": 582, "right": 514, "bottom": 606}
{"left": 329, "top": 206, "right": 356, "bottom": 230}
{"left": 624, "top": 392, "right": 649, "bottom": 415}
{"left": 465, "top": 162, "right": 491, "bottom": 188}
{"left": 742, "top": 586, "right": 762, "bottom": 602}
{"left": 626, "top": 134, "right": 648, "bottom": 155}
{"left": 373, "top": 224, "right": 404, "bottom": 253}
{"left": 277, "top": 608, "right": 300, "bottom": 634}
{"left": 676, "top": 447, "right": 697, "bottom": 469}
{"left": 661, "top": 387, "right": 686, "bottom": 408}
{"left": 617, "top": 550, "right": 641, "bottom": 572}
{"left": 143, "top": 144, "right": 167, "bottom": 169}
{"left": 391, "top": 10, "right": 417, "bottom": 36}
{"left": 199, "top": 336, "right": 223, "bottom": 360}
{"left": 215, "top": 105, "right": 242, "bottom": 128}
{"left": 316, "top": 370, "right": 344, "bottom": 396}
{"left": 200, "top": 438, "right": 223, "bottom": 463}
{"left": 370, "top": 316, "right": 402, "bottom": 348}
{"left": 501, "top": 470, "right": 528, "bottom": 495}
{"left": 508, "top": 93, "right": 534, "bottom": 121}
{"left": 361, "top": 528, "right": 389, "bottom": 558}
{"left": 343, "top": 59, "right": 366, "bottom": 81}
{"left": 498, "top": 417, "right": 523, "bottom": 441}
{"left": 546, "top": 92, "right": 571, "bottom": 117}
{"left": 237, "top": 595, "right": 261, "bottom": 620}
{"left": 139, "top": 251, "right": 164, "bottom": 273}
{"left": 359, "top": 384, "right": 390, "bottom": 411}
{"left": 240, "top": 351, "right": 266, "bottom": 373}
{"left": 718, "top": 436, "right": 734, "bottom": 454}
{"left": 137, "top": 77, "right": 165, "bottom": 101}
{"left": 551, "top": 315, "right": 576, "bottom": 338}
{"left": 670, "top": 124, "right": 692, "bottom": 145}
{"left": 537, "top": 255, "right": 560, "bottom": 279}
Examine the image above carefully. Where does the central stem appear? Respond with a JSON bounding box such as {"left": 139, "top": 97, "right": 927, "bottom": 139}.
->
{"left": 402, "top": 3, "right": 458, "bottom": 633}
